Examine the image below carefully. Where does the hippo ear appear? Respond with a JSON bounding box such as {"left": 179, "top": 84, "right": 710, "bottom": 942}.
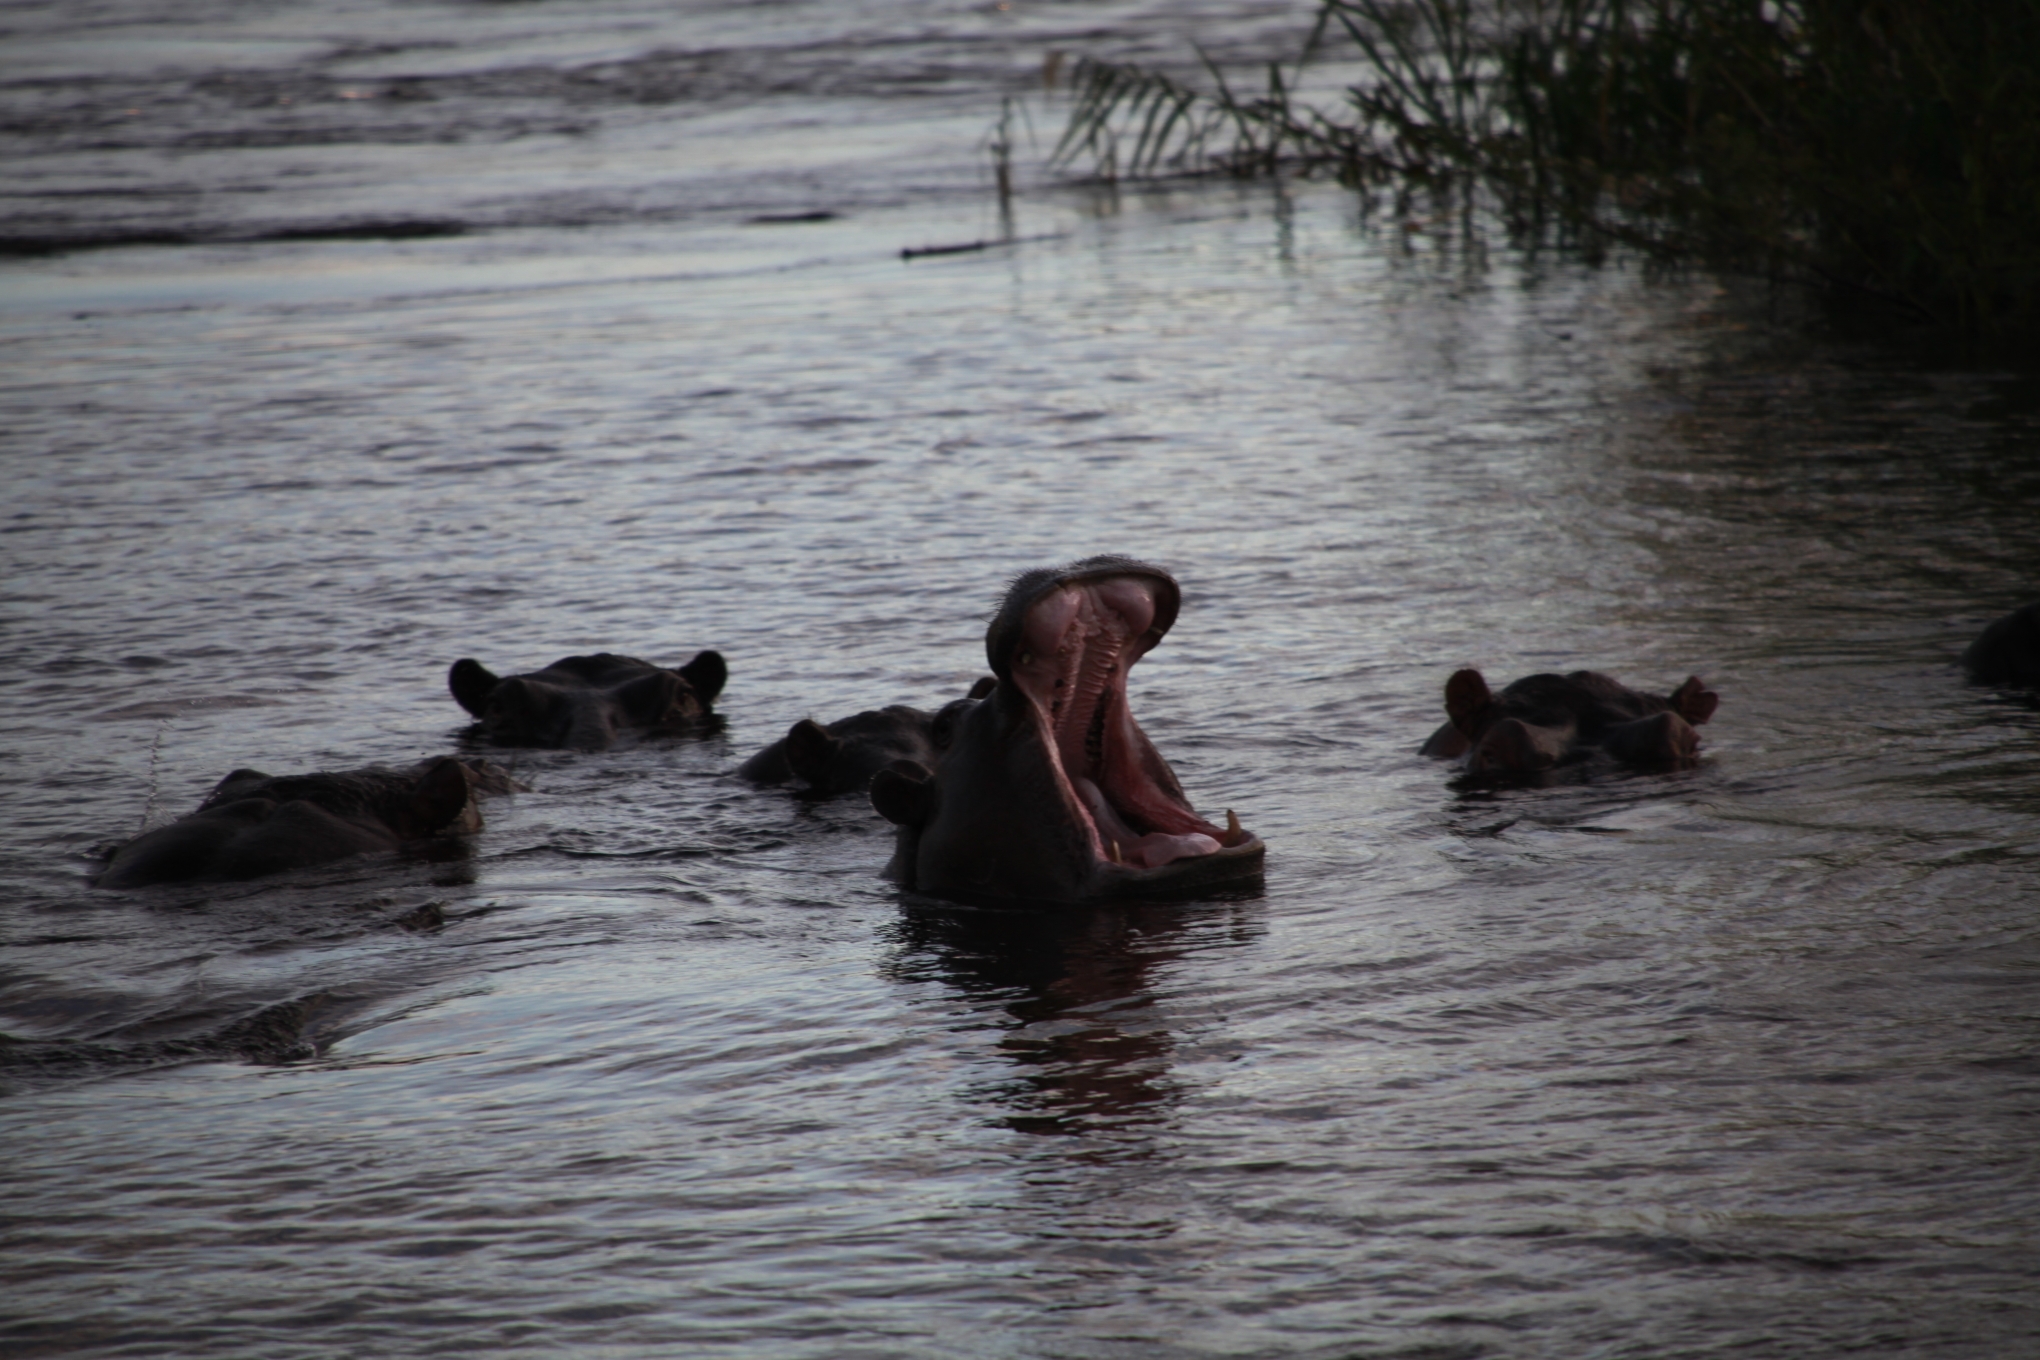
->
{"left": 678, "top": 650, "right": 727, "bottom": 705}
{"left": 1669, "top": 676, "right": 1718, "bottom": 726}
{"left": 871, "top": 759, "right": 937, "bottom": 827}
{"left": 783, "top": 718, "right": 840, "bottom": 785}
{"left": 1444, "top": 668, "right": 1494, "bottom": 738}
{"left": 967, "top": 675, "right": 997, "bottom": 700}
{"left": 400, "top": 758, "right": 478, "bottom": 838}
{"left": 449, "top": 658, "right": 499, "bottom": 716}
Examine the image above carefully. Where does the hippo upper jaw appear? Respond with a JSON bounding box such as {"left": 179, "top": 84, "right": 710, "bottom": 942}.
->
{"left": 876, "top": 558, "right": 1262, "bottom": 903}
{"left": 1005, "top": 560, "right": 1250, "bottom": 872}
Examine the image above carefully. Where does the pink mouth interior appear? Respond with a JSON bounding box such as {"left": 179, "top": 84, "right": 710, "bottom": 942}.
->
{"left": 1010, "top": 575, "right": 1230, "bottom": 870}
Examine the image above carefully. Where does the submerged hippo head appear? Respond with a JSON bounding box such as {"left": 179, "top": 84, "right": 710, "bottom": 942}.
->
{"left": 739, "top": 678, "right": 997, "bottom": 798}
{"left": 871, "top": 556, "right": 1263, "bottom": 903}
{"left": 448, "top": 650, "right": 727, "bottom": 749}
{"left": 1421, "top": 667, "right": 1719, "bottom": 776}
{"left": 95, "top": 757, "right": 521, "bottom": 889}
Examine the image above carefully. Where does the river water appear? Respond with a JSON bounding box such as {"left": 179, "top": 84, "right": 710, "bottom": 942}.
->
{"left": 4, "top": 3, "right": 2038, "bottom": 1357}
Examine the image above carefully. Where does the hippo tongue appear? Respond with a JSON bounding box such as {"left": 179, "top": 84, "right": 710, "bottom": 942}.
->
{"left": 1011, "top": 571, "right": 1227, "bottom": 865}
{"left": 1075, "top": 777, "right": 1220, "bottom": 869}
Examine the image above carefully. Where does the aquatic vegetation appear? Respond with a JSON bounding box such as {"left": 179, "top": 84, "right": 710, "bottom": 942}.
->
{"left": 1055, "top": 0, "right": 2040, "bottom": 346}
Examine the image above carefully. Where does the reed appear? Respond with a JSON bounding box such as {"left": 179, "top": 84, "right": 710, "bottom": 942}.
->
{"left": 1055, "top": 0, "right": 2040, "bottom": 345}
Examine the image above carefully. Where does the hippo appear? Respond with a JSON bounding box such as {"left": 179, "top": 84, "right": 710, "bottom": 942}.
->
{"left": 870, "top": 556, "right": 1264, "bottom": 903}
{"left": 1420, "top": 668, "right": 1719, "bottom": 775}
{"left": 448, "top": 650, "right": 726, "bottom": 749}
{"left": 739, "top": 677, "right": 996, "bottom": 797}
{"left": 1963, "top": 603, "right": 2040, "bottom": 688}
{"left": 96, "top": 757, "right": 520, "bottom": 889}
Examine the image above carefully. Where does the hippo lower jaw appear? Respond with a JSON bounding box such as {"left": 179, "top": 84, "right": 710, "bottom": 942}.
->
{"left": 1083, "top": 810, "right": 1265, "bottom": 897}
{"left": 1010, "top": 569, "right": 1258, "bottom": 883}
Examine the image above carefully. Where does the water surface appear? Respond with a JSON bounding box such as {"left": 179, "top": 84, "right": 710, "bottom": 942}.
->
{"left": 4, "top": 3, "right": 2039, "bottom": 1357}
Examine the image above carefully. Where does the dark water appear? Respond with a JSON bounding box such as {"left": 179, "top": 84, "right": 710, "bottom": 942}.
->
{"left": 4, "top": 4, "right": 2039, "bottom": 1357}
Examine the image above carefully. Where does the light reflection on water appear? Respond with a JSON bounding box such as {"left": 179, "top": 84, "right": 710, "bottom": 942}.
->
{"left": 4, "top": 3, "right": 2040, "bottom": 1357}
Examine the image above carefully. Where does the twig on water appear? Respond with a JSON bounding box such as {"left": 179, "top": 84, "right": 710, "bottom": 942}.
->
{"left": 900, "top": 233, "right": 1065, "bottom": 261}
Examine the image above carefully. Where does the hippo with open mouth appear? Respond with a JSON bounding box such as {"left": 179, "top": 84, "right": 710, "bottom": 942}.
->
{"left": 870, "top": 556, "right": 1264, "bottom": 903}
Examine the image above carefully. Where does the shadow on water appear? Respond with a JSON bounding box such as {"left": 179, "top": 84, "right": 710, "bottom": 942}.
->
{"left": 0, "top": 987, "right": 393, "bottom": 1087}
{"left": 1434, "top": 753, "right": 1719, "bottom": 830}
{"left": 885, "top": 892, "right": 1265, "bottom": 1148}
{"left": 0, "top": 854, "right": 486, "bottom": 1096}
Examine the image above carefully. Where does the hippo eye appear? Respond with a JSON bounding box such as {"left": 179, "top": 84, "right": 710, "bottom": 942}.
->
{"left": 1016, "top": 650, "right": 1032, "bottom": 667}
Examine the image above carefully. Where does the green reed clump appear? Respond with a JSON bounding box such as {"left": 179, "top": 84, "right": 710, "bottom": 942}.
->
{"left": 1056, "top": 0, "right": 2040, "bottom": 345}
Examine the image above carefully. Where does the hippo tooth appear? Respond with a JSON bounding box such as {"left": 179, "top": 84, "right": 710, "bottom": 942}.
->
{"left": 1225, "top": 809, "right": 1242, "bottom": 845}
{"left": 1108, "top": 839, "right": 1122, "bottom": 864}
